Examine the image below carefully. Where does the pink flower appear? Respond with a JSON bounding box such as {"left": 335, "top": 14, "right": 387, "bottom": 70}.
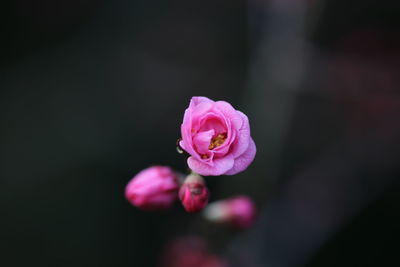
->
{"left": 203, "top": 196, "right": 256, "bottom": 229}
{"left": 179, "top": 173, "right": 209, "bottom": 213}
{"left": 179, "top": 96, "right": 256, "bottom": 176}
{"left": 125, "top": 166, "right": 179, "bottom": 211}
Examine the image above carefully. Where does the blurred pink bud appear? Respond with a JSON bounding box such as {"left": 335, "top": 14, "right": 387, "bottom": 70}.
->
{"left": 160, "top": 236, "right": 229, "bottom": 267}
{"left": 179, "top": 173, "right": 209, "bottom": 213}
{"left": 203, "top": 195, "right": 256, "bottom": 229}
{"left": 125, "top": 166, "right": 179, "bottom": 211}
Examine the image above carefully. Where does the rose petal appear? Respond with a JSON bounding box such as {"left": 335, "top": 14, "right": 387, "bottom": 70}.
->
{"left": 229, "top": 111, "right": 251, "bottom": 158}
{"left": 187, "top": 155, "right": 235, "bottom": 176}
{"left": 180, "top": 108, "right": 197, "bottom": 156}
{"left": 193, "top": 129, "right": 215, "bottom": 154}
{"left": 224, "top": 138, "right": 256, "bottom": 175}
{"left": 212, "top": 143, "right": 230, "bottom": 157}
{"left": 198, "top": 114, "right": 227, "bottom": 134}
{"left": 190, "top": 96, "right": 214, "bottom": 108}
{"left": 192, "top": 102, "right": 213, "bottom": 117}
{"left": 214, "top": 101, "right": 243, "bottom": 130}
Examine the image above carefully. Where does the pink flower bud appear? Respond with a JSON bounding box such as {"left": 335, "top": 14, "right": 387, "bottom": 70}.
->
{"left": 125, "top": 166, "right": 179, "bottom": 211}
{"left": 203, "top": 196, "right": 256, "bottom": 229}
{"left": 179, "top": 173, "right": 209, "bottom": 213}
{"left": 160, "top": 236, "right": 228, "bottom": 267}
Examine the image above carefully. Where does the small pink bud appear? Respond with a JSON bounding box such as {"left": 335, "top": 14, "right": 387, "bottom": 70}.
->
{"left": 160, "top": 236, "right": 228, "bottom": 267}
{"left": 203, "top": 195, "right": 256, "bottom": 229}
{"left": 125, "top": 166, "right": 179, "bottom": 211}
{"left": 179, "top": 173, "right": 209, "bottom": 213}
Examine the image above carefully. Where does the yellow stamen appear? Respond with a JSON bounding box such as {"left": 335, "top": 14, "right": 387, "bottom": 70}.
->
{"left": 208, "top": 133, "right": 227, "bottom": 150}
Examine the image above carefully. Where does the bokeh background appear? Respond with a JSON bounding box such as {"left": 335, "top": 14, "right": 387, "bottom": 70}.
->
{"left": 1, "top": 0, "right": 399, "bottom": 266}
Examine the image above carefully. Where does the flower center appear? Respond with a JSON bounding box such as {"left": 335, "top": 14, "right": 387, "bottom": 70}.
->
{"left": 208, "top": 133, "right": 227, "bottom": 150}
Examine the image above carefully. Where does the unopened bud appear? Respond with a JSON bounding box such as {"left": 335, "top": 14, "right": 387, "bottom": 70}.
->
{"left": 203, "top": 195, "right": 256, "bottom": 229}
{"left": 125, "top": 166, "right": 179, "bottom": 211}
{"left": 179, "top": 173, "right": 209, "bottom": 213}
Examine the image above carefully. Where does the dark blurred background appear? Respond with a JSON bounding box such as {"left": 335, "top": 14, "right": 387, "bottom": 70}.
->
{"left": 1, "top": 0, "right": 399, "bottom": 266}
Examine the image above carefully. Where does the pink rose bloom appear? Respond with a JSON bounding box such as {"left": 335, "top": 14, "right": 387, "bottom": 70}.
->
{"left": 180, "top": 96, "right": 256, "bottom": 176}
{"left": 179, "top": 173, "right": 209, "bottom": 213}
{"left": 203, "top": 195, "right": 256, "bottom": 229}
{"left": 125, "top": 166, "right": 179, "bottom": 211}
